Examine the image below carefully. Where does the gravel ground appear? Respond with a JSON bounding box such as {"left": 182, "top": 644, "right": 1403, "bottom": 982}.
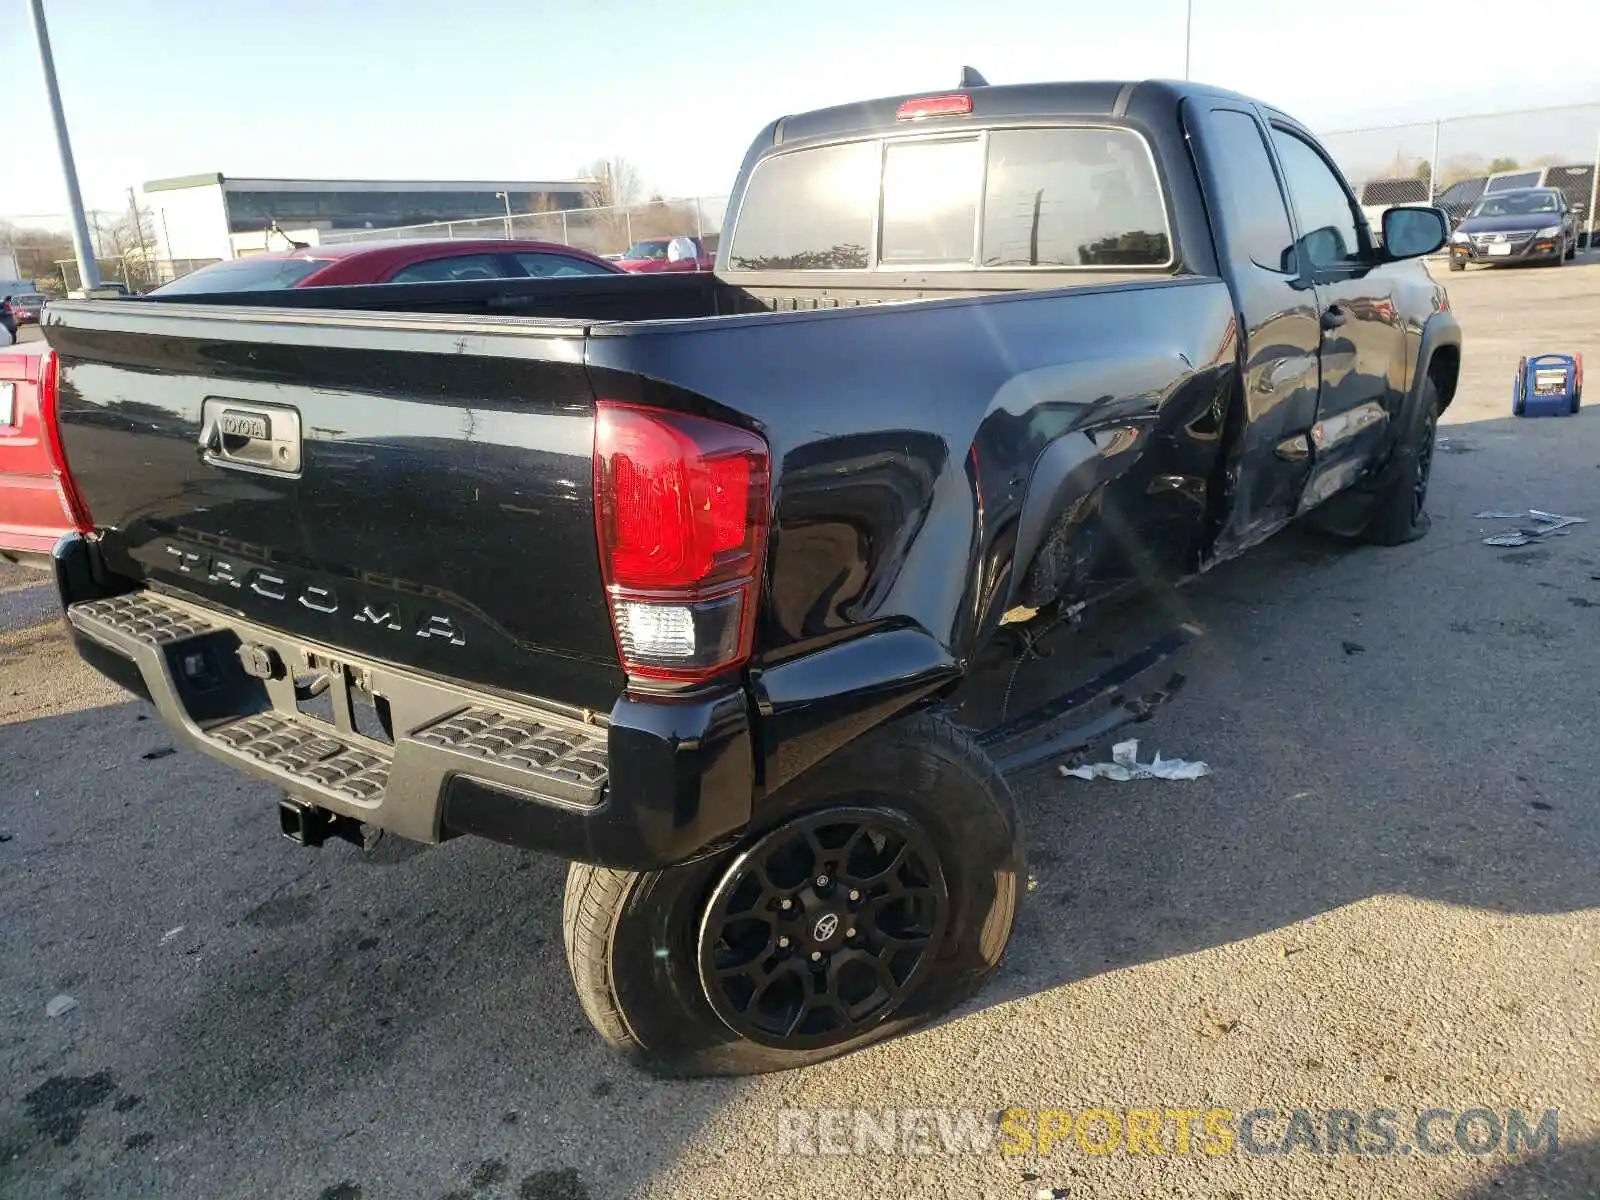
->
{"left": 2, "top": 260, "right": 1599, "bottom": 1200}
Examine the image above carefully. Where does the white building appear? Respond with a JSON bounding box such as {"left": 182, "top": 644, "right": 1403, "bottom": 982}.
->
{"left": 142, "top": 174, "right": 593, "bottom": 268}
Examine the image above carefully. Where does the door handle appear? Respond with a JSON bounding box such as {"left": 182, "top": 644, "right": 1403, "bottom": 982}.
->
{"left": 1321, "top": 305, "right": 1348, "bottom": 330}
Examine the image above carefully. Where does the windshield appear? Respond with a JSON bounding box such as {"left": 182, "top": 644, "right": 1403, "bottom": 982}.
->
{"left": 15, "top": 294, "right": 46, "bottom": 304}
{"left": 1467, "top": 191, "right": 1559, "bottom": 218}
{"left": 623, "top": 240, "right": 671, "bottom": 260}
{"left": 153, "top": 257, "right": 327, "bottom": 295}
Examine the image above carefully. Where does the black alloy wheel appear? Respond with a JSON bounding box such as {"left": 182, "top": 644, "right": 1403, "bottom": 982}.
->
{"left": 697, "top": 806, "right": 949, "bottom": 1049}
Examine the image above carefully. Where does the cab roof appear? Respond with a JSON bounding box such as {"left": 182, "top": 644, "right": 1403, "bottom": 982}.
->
{"left": 772, "top": 78, "right": 1257, "bottom": 146}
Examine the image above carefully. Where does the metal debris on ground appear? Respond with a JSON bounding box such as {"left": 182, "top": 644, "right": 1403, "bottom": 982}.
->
{"left": 45, "top": 994, "right": 79, "bottom": 1018}
{"left": 1060, "top": 738, "right": 1210, "bottom": 782}
{"left": 1475, "top": 509, "right": 1587, "bottom": 547}
{"left": 159, "top": 926, "right": 186, "bottom": 945}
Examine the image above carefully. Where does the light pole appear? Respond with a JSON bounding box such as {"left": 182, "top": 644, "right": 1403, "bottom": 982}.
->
{"left": 1184, "top": 0, "right": 1193, "bottom": 80}
{"left": 495, "top": 191, "right": 513, "bottom": 240}
{"left": 27, "top": 0, "right": 100, "bottom": 290}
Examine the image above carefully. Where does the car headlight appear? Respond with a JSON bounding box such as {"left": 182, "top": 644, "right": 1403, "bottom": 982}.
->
{"left": 1535, "top": 225, "right": 1562, "bottom": 239}
{"left": 1450, "top": 231, "right": 1470, "bottom": 244}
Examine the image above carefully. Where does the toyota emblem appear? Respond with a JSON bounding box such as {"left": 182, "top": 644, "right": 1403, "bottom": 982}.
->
{"left": 812, "top": 912, "right": 840, "bottom": 942}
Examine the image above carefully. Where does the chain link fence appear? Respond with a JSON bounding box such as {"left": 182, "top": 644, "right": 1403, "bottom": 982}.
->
{"left": 1320, "top": 103, "right": 1600, "bottom": 243}
{"left": 320, "top": 195, "right": 730, "bottom": 258}
{"left": 10, "top": 101, "right": 1599, "bottom": 284}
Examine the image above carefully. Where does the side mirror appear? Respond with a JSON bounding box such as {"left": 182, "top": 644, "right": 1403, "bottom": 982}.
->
{"left": 1382, "top": 206, "right": 1448, "bottom": 260}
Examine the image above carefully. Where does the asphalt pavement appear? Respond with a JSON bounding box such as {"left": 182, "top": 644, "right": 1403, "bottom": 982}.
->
{"left": 2, "top": 261, "right": 1598, "bottom": 1200}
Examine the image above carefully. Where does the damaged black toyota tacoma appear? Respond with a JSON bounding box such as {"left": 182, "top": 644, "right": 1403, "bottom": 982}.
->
{"left": 39, "top": 77, "right": 1460, "bottom": 1077}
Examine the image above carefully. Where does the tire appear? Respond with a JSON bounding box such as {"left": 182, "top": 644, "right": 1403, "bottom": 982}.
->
{"left": 1513, "top": 356, "right": 1527, "bottom": 417}
{"left": 1362, "top": 377, "right": 1440, "bottom": 546}
{"left": 1566, "top": 240, "right": 1578, "bottom": 261}
{"left": 562, "top": 709, "right": 1022, "bottom": 1077}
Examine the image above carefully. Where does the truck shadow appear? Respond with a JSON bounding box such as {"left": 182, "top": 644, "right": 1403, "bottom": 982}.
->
{"left": 0, "top": 693, "right": 742, "bottom": 1200}
{"left": 1446, "top": 1133, "right": 1600, "bottom": 1197}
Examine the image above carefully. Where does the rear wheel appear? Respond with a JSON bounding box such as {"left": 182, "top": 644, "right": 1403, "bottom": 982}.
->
{"left": 1362, "top": 378, "right": 1440, "bottom": 546}
{"left": 562, "top": 710, "right": 1022, "bottom": 1077}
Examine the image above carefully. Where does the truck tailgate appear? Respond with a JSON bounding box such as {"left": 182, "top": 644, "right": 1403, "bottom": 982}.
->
{"left": 46, "top": 301, "right": 624, "bottom": 710}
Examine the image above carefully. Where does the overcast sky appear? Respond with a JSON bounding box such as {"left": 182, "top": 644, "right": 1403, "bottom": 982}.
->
{"left": 3, "top": 0, "right": 1598, "bottom": 222}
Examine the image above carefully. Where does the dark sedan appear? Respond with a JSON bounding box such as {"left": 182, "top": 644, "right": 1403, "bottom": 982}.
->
{"left": 1448, "top": 188, "right": 1577, "bottom": 270}
{"left": 7, "top": 293, "right": 47, "bottom": 323}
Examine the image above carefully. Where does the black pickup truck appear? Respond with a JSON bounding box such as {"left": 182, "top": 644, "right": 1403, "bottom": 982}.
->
{"left": 41, "top": 76, "right": 1460, "bottom": 1077}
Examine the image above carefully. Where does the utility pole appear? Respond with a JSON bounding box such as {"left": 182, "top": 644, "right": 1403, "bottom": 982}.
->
{"left": 495, "top": 191, "right": 513, "bottom": 240}
{"left": 28, "top": 0, "right": 100, "bottom": 290}
{"left": 1184, "top": 0, "right": 1193, "bottom": 80}
{"left": 127, "top": 186, "right": 150, "bottom": 287}
{"left": 1428, "top": 120, "right": 1441, "bottom": 204}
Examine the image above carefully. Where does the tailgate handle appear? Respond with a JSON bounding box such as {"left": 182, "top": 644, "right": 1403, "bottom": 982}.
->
{"left": 199, "top": 398, "right": 303, "bottom": 477}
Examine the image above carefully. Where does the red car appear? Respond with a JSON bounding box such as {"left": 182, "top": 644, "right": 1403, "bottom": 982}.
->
{"left": 0, "top": 344, "right": 72, "bottom": 565}
{"left": 616, "top": 236, "right": 715, "bottom": 273}
{"left": 152, "top": 238, "right": 623, "bottom": 295}
{"left": 7, "top": 292, "right": 47, "bottom": 324}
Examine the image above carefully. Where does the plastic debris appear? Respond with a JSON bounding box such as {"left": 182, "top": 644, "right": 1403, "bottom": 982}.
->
{"left": 45, "top": 994, "right": 79, "bottom": 1018}
{"left": 1060, "top": 739, "right": 1210, "bottom": 782}
{"left": 1477, "top": 509, "right": 1586, "bottom": 547}
{"left": 159, "top": 926, "right": 185, "bottom": 945}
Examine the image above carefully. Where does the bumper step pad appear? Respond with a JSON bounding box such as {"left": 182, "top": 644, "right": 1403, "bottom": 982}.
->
{"left": 70, "top": 593, "right": 215, "bottom": 646}
{"left": 211, "top": 712, "right": 391, "bottom": 803}
{"left": 66, "top": 589, "right": 611, "bottom": 836}
{"left": 413, "top": 707, "right": 608, "bottom": 797}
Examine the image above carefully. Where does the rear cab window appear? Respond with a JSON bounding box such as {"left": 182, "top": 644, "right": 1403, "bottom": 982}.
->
{"left": 727, "top": 125, "right": 1172, "bottom": 272}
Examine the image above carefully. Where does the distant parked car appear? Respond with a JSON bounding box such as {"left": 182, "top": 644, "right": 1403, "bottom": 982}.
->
{"left": 0, "top": 344, "right": 66, "bottom": 564}
{"left": 1447, "top": 187, "right": 1578, "bottom": 270}
{"left": 8, "top": 293, "right": 47, "bottom": 323}
{"left": 150, "top": 239, "right": 623, "bottom": 295}
{"left": 617, "top": 236, "right": 714, "bottom": 273}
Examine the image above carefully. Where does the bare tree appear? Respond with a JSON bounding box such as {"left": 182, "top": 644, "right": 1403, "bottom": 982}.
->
{"left": 578, "top": 157, "right": 646, "bottom": 209}
{"left": 90, "top": 205, "right": 163, "bottom": 292}
{"left": 575, "top": 157, "right": 650, "bottom": 253}
{"left": 1437, "top": 154, "right": 1489, "bottom": 187}
{"left": 0, "top": 221, "right": 74, "bottom": 291}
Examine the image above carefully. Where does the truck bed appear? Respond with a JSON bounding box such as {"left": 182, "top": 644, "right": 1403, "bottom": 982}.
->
{"left": 45, "top": 269, "right": 1234, "bottom": 728}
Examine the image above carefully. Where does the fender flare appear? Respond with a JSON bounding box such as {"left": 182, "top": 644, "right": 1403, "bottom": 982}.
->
{"left": 1405, "top": 311, "right": 1462, "bottom": 427}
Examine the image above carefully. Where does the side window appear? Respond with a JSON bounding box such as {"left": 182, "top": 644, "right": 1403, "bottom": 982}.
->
{"left": 1201, "top": 109, "right": 1296, "bottom": 273}
{"left": 515, "top": 253, "right": 614, "bottom": 278}
{"left": 388, "top": 254, "right": 507, "bottom": 283}
{"left": 1270, "top": 128, "right": 1364, "bottom": 272}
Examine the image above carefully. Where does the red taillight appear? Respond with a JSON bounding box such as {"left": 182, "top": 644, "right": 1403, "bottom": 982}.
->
{"left": 593, "top": 402, "right": 770, "bottom": 684}
{"left": 37, "top": 350, "right": 93, "bottom": 534}
{"left": 896, "top": 93, "right": 973, "bottom": 120}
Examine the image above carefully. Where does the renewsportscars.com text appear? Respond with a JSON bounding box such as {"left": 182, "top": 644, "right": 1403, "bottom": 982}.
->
{"left": 776, "top": 1106, "right": 1559, "bottom": 1158}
